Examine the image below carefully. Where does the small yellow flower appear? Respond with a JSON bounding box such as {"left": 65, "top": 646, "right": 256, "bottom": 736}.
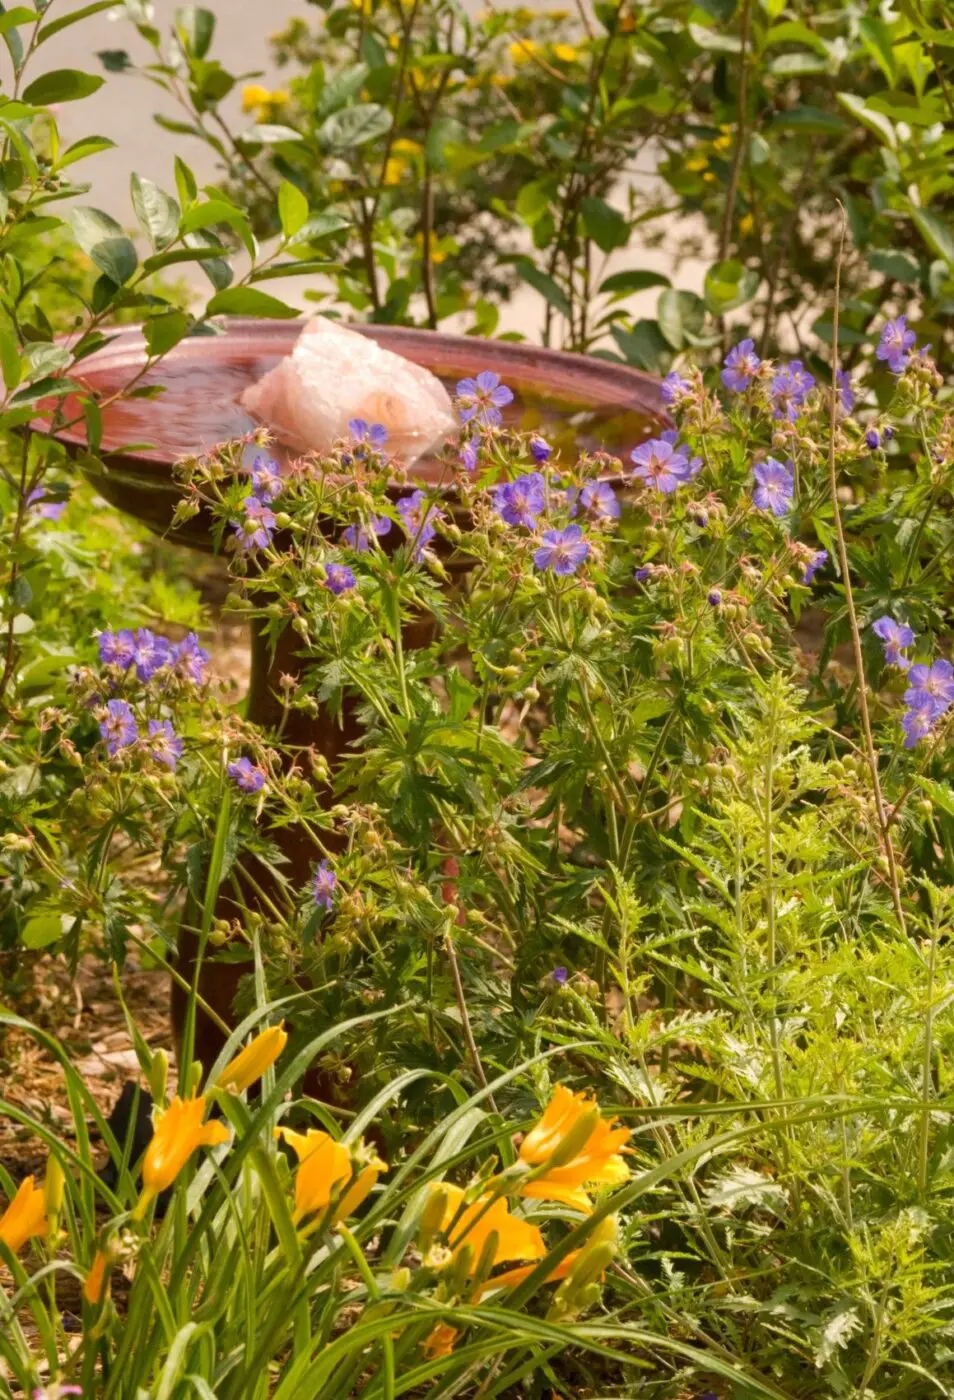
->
{"left": 383, "top": 157, "right": 406, "bottom": 186}
{"left": 0, "top": 1176, "right": 47, "bottom": 1255}
{"left": 509, "top": 38, "right": 538, "bottom": 64}
{"left": 552, "top": 43, "right": 577, "bottom": 63}
{"left": 277, "top": 1127, "right": 386, "bottom": 1225}
{"left": 685, "top": 154, "right": 708, "bottom": 173}
{"left": 739, "top": 212, "right": 755, "bottom": 236}
{"left": 84, "top": 1247, "right": 112, "bottom": 1306}
{"left": 437, "top": 1183, "right": 546, "bottom": 1271}
{"left": 241, "top": 83, "right": 270, "bottom": 113}
{"left": 391, "top": 137, "right": 422, "bottom": 156}
{"left": 135, "top": 1095, "right": 229, "bottom": 1216}
{"left": 518, "top": 1086, "right": 629, "bottom": 1211}
{"left": 703, "top": 171, "right": 717, "bottom": 184}
{"left": 713, "top": 133, "right": 732, "bottom": 152}
{"left": 216, "top": 1022, "right": 288, "bottom": 1094}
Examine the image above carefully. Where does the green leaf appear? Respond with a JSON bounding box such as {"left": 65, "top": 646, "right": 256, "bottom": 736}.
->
{"left": 599, "top": 270, "right": 670, "bottom": 297}
{"left": 55, "top": 134, "right": 115, "bottom": 169}
{"left": 317, "top": 61, "right": 370, "bottom": 116}
{"left": 704, "top": 259, "right": 760, "bottom": 314}
{"left": 206, "top": 286, "right": 299, "bottom": 319}
{"left": 278, "top": 180, "right": 309, "bottom": 240}
{"left": 319, "top": 103, "right": 392, "bottom": 151}
{"left": 130, "top": 173, "right": 180, "bottom": 251}
{"left": 768, "top": 105, "right": 847, "bottom": 135}
{"left": 37, "top": 0, "right": 114, "bottom": 42}
{"left": 175, "top": 155, "right": 198, "bottom": 209}
{"left": 0, "top": 323, "right": 20, "bottom": 389}
{"left": 580, "top": 196, "right": 629, "bottom": 254}
{"left": 695, "top": 0, "right": 736, "bottom": 19}
{"left": 239, "top": 123, "right": 304, "bottom": 145}
{"left": 69, "top": 206, "right": 138, "bottom": 285}
{"left": 142, "top": 245, "right": 226, "bottom": 274}
{"left": 288, "top": 211, "right": 351, "bottom": 244}
{"left": 688, "top": 21, "right": 742, "bottom": 51}
{"left": 657, "top": 288, "right": 706, "bottom": 350}
{"left": 909, "top": 207, "right": 954, "bottom": 268}
{"left": 22, "top": 913, "right": 65, "bottom": 950}
{"left": 611, "top": 320, "right": 671, "bottom": 373}
{"left": 175, "top": 4, "right": 215, "bottom": 58}
{"left": 0, "top": 8, "right": 39, "bottom": 37}
{"left": 144, "top": 310, "right": 191, "bottom": 356}
{"left": 511, "top": 258, "right": 571, "bottom": 319}
{"left": 0, "top": 2, "right": 27, "bottom": 71}
{"left": 22, "top": 67, "right": 104, "bottom": 103}
{"left": 836, "top": 91, "right": 896, "bottom": 149}
{"left": 868, "top": 247, "right": 920, "bottom": 284}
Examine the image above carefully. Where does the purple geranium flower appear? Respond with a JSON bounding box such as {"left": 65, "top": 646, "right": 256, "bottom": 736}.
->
{"left": 455, "top": 370, "right": 514, "bottom": 428}
{"left": 460, "top": 440, "right": 479, "bottom": 473}
{"left": 872, "top": 616, "right": 915, "bottom": 669}
{"left": 100, "top": 699, "right": 138, "bottom": 755}
{"left": 708, "top": 588, "right": 722, "bottom": 606}
{"left": 249, "top": 454, "right": 282, "bottom": 503}
{"left": 132, "top": 628, "right": 172, "bottom": 683}
{"left": 866, "top": 428, "right": 882, "bottom": 450}
{"left": 771, "top": 360, "right": 815, "bottom": 421}
{"left": 631, "top": 437, "right": 689, "bottom": 493}
{"left": 661, "top": 370, "right": 692, "bottom": 407}
{"left": 147, "top": 719, "right": 183, "bottom": 771}
{"left": 325, "top": 562, "right": 356, "bottom": 595}
{"left": 494, "top": 472, "right": 545, "bottom": 528}
{"left": 343, "top": 516, "right": 391, "bottom": 552}
{"left": 233, "top": 497, "right": 277, "bottom": 552}
{"left": 312, "top": 858, "right": 337, "bottom": 910}
{"left": 877, "top": 316, "right": 916, "bottom": 373}
{"left": 721, "top": 337, "right": 760, "bottom": 392}
{"left": 27, "top": 487, "right": 68, "bottom": 520}
{"left": 99, "top": 629, "right": 137, "bottom": 670}
{"left": 804, "top": 549, "right": 828, "bottom": 584}
{"left": 397, "top": 489, "right": 442, "bottom": 558}
{"left": 902, "top": 706, "right": 935, "bottom": 749}
{"left": 752, "top": 458, "right": 794, "bottom": 516}
{"left": 172, "top": 632, "right": 210, "bottom": 685}
{"left": 228, "top": 757, "right": 266, "bottom": 794}
{"left": 568, "top": 480, "right": 620, "bottom": 521}
{"left": 349, "top": 419, "right": 389, "bottom": 450}
{"left": 836, "top": 369, "right": 855, "bottom": 415}
{"left": 634, "top": 565, "right": 652, "bottom": 582}
{"left": 552, "top": 966, "right": 569, "bottom": 985}
{"left": 533, "top": 523, "right": 589, "bottom": 576}
{"left": 529, "top": 435, "right": 552, "bottom": 463}
{"left": 904, "top": 659, "right": 954, "bottom": 717}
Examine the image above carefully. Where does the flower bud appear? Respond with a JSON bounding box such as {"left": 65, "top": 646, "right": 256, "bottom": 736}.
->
{"left": 418, "top": 1185, "right": 449, "bottom": 1253}
{"left": 149, "top": 1049, "right": 169, "bottom": 1106}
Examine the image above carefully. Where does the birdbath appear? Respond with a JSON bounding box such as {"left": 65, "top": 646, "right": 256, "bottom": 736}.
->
{"left": 49, "top": 318, "right": 665, "bottom": 1064}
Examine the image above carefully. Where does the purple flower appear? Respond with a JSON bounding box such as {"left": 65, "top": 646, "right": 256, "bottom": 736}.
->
{"left": 631, "top": 437, "right": 689, "bottom": 494}
{"left": 325, "top": 563, "right": 356, "bottom": 595}
{"left": 147, "top": 718, "right": 183, "bottom": 771}
{"left": 132, "top": 628, "right": 172, "bottom": 683}
{"left": 100, "top": 699, "right": 138, "bottom": 755}
{"left": 568, "top": 480, "right": 620, "bottom": 521}
{"left": 803, "top": 549, "right": 828, "bottom": 584}
{"left": 529, "top": 435, "right": 552, "bottom": 463}
{"left": 552, "top": 966, "right": 569, "bottom": 985}
{"left": 634, "top": 566, "right": 652, "bottom": 582}
{"left": 349, "top": 419, "right": 389, "bottom": 450}
{"left": 172, "top": 633, "right": 210, "bottom": 685}
{"left": 27, "top": 487, "right": 68, "bottom": 520}
{"left": 708, "top": 588, "right": 722, "bottom": 606}
{"left": 460, "top": 440, "right": 479, "bottom": 473}
{"left": 495, "top": 472, "right": 545, "bottom": 528}
{"left": 836, "top": 369, "right": 855, "bottom": 415}
{"left": 872, "top": 616, "right": 915, "bottom": 669}
{"left": 233, "top": 497, "right": 276, "bottom": 552}
{"left": 343, "top": 516, "right": 391, "bottom": 552}
{"left": 866, "top": 428, "right": 881, "bottom": 450}
{"left": 883, "top": 425, "right": 895, "bottom": 442}
{"left": 877, "top": 316, "right": 916, "bottom": 374}
{"left": 455, "top": 370, "right": 514, "bottom": 428}
{"left": 661, "top": 370, "right": 692, "bottom": 407}
{"left": 397, "top": 489, "right": 442, "bottom": 558}
{"left": 752, "top": 458, "right": 794, "bottom": 516}
{"left": 902, "top": 706, "right": 935, "bottom": 749}
{"left": 228, "top": 757, "right": 266, "bottom": 794}
{"left": 771, "top": 360, "right": 815, "bottom": 421}
{"left": 249, "top": 454, "right": 282, "bottom": 503}
{"left": 312, "top": 858, "right": 337, "bottom": 910}
{"left": 721, "top": 337, "right": 760, "bottom": 393}
{"left": 904, "top": 659, "right": 954, "bottom": 717}
{"left": 533, "top": 523, "right": 589, "bottom": 576}
{"left": 99, "top": 629, "right": 136, "bottom": 670}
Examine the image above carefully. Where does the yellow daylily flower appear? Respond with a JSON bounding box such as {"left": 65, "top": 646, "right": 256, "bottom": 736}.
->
{"left": 518, "top": 1086, "right": 629, "bottom": 1211}
{"left": 135, "top": 1095, "right": 229, "bottom": 1216}
{"left": 277, "top": 1127, "right": 386, "bottom": 1225}
{"left": 423, "top": 1321, "right": 459, "bottom": 1357}
{"left": 216, "top": 1022, "right": 288, "bottom": 1094}
{"left": 437, "top": 1183, "right": 546, "bottom": 1271}
{"left": 84, "top": 1247, "right": 112, "bottom": 1306}
{"left": 0, "top": 1176, "right": 47, "bottom": 1255}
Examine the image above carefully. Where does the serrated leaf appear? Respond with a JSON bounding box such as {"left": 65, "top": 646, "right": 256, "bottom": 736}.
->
{"left": 704, "top": 1166, "right": 788, "bottom": 1212}
{"left": 815, "top": 1308, "right": 862, "bottom": 1368}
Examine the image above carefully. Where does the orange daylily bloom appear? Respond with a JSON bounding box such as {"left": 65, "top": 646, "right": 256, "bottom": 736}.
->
{"left": 216, "top": 1022, "right": 288, "bottom": 1094}
{"left": 519, "top": 1086, "right": 630, "bottom": 1211}
{"left": 422, "top": 1322, "right": 459, "bottom": 1358}
{"left": 276, "top": 1127, "right": 386, "bottom": 1226}
{"left": 476, "top": 1248, "right": 582, "bottom": 1297}
{"left": 135, "top": 1094, "right": 229, "bottom": 1216}
{"left": 0, "top": 1176, "right": 47, "bottom": 1255}
{"left": 84, "top": 1248, "right": 112, "bottom": 1306}
{"left": 437, "top": 1183, "right": 546, "bottom": 1272}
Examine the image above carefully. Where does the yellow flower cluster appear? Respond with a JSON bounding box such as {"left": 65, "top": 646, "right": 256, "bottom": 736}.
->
{"left": 241, "top": 85, "right": 290, "bottom": 119}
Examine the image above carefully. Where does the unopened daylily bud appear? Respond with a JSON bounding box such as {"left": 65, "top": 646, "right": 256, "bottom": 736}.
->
{"left": 149, "top": 1049, "right": 169, "bottom": 1106}
{"left": 418, "top": 1185, "right": 449, "bottom": 1252}
{"left": 216, "top": 1022, "right": 288, "bottom": 1094}
{"left": 44, "top": 1156, "right": 65, "bottom": 1220}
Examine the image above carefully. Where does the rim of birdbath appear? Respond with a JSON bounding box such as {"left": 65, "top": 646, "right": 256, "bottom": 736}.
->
{"left": 43, "top": 318, "right": 666, "bottom": 489}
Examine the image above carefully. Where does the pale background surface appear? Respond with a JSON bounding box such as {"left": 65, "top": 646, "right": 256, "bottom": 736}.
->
{"left": 28, "top": 0, "right": 708, "bottom": 336}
